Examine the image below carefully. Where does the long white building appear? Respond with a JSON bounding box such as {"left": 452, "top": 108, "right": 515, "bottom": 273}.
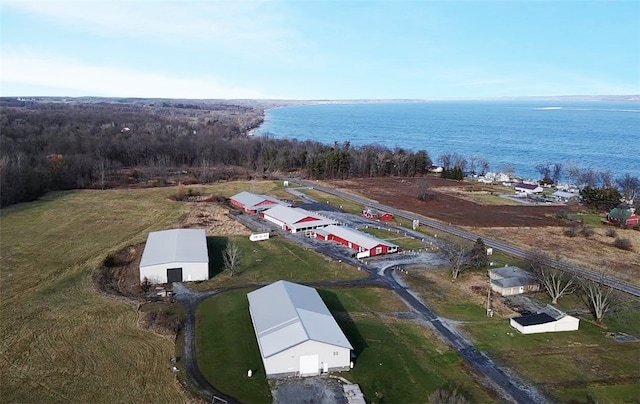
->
{"left": 247, "top": 280, "right": 353, "bottom": 378}
{"left": 261, "top": 205, "right": 336, "bottom": 233}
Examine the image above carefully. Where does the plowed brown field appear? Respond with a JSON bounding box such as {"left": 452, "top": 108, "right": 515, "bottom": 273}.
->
{"left": 325, "top": 177, "right": 639, "bottom": 283}
{"left": 327, "top": 177, "right": 571, "bottom": 227}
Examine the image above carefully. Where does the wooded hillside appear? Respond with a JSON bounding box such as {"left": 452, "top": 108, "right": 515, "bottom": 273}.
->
{"left": 0, "top": 98, "right": 432, "bottom": 206}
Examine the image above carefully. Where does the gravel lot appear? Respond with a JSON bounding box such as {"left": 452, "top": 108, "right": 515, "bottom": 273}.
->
{"left": 272, "top": 376, "right": 348, "bottom": 404}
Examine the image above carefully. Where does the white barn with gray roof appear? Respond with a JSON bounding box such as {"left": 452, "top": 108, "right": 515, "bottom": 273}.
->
{"left": 139, "top": 229, "right": 209, "bottom": 284}
{"left": 247, "top": 280, "right": 353, "bottom": 378}
{"left": 261, "top": 205, "right": 337, "bottom": 233}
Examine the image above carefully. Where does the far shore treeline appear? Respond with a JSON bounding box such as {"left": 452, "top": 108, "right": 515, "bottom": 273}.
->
{"left": 0, "top": 98, "right": 637, "bottom": 208}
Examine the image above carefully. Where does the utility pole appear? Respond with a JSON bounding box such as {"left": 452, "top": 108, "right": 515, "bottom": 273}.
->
{"left": 486, "top": 278, "right": 493, "bottom": 317}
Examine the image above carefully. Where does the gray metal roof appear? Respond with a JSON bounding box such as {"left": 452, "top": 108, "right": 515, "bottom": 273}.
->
{"left": 491, "top": 277, "right": 537, "bottom": 288}
{"left": 489, "top": 266, "right": 533, "bottom": 279}
{"left": 552, "top": 190, "right": 577, "bottom": 199}
{"left": 315, "top": 225, "right": 397, "bottom": 250}
{"left": 247, "top": 280, "right": 353, "bottom": 359}
{"left": 262, "top": 205, "right": 337, "bottom": 230}
{"left": 230, "top": 191, "right": 287, "bottom": 211}
{"left": 140, "top": 229, "right": 209, "bottom": 267}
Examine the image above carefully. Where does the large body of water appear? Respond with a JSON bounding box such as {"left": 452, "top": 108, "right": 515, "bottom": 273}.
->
{"left": 257, "top": 100, "right": 639, "bottom": 180}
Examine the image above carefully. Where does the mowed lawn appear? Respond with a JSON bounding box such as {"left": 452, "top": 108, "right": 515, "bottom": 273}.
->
{"left": 194, "top": 235, "right": 368, "bottom": 291}
{"left": 0, "top": 182, "right": 282, "bottom": 403}
{"left": 405, "top": 268, "right": 640, "bottom": 402}
{"left": 196, "top": 287, "right": 495, "bottom": 403}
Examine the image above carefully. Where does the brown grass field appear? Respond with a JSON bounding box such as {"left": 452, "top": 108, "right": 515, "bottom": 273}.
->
{"left": 0, "top": 181, "right": 284, "bottom": 403}
{"left": 324, "top": 177, "right": 639, "bottom": 283}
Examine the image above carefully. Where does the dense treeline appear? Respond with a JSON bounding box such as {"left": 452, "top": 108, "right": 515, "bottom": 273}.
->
{"left": 0, "top": 99, "right": 433, "bottom": 206}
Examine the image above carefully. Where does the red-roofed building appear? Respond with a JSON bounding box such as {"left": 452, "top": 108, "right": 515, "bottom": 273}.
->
{"left": 230, "top": 191, "right": 289, "bottom": 214}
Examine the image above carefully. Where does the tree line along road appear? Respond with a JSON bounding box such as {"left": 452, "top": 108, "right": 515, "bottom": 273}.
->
{"left": 283, "top": 177, "right": 640, "bottom": 298}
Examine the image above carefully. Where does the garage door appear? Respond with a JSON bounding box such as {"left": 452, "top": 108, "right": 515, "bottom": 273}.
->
{"left": 166, "top": 268, "right": 183, "bottom": 283}
{"left": 299, "top": 354, "right": 319, "bottom": 376}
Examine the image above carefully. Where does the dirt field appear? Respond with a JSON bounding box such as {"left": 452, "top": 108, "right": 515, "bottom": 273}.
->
{"left": 325, "top": 177, "right": 639, "bottom": 283}
{"left": 327, "top": 177, "right": 571, "bottom": 227}
{"left": 180, "top": 202, "right": 252, "bottom": 236}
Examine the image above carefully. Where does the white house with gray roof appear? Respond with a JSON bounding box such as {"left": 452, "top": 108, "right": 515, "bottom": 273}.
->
{"left": 139, "top": 229, "right": 209, "bottom": 284}
{"left": 489, "top": 266, "right": 540, "bottom": 296}
{"left": 247, "top": 280, "right": 353, "bottom": 378}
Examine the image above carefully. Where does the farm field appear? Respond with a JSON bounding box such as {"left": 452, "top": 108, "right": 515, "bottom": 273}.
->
{"left": 0, "top": 188, "right": 192, "bottom": 403}
{"left": 0, "top": 181, "right": 283, "bottom": 402}
{"left": 323, "top": 177, "right": 638, "bottom": 285}
{"left": 196, "top": 287, "right": 496, "bottom": 403}
{"left": 403, "top": 267, "right": 640, "bottom": 402}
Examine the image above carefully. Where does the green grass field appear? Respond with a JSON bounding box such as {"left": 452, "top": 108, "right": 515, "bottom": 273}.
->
{"left": 193, "top": 235, "right": 368, "bottom": 290}
{"left": 404, "top": 267, "right": 640, "bottom": 402}
{"left": 195, "top": 287, "right": 495, "bottom": 403}
{"left": 298, "top": 188, "right": 366, "bottom": 214}
{"left": 0, "top": 188, "right": 194, "bottom": 403}
{"left": 0, "top": 181, "right": 285, "bottom": 402}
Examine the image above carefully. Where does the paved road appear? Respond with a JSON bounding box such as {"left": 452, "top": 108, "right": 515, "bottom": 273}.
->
{"left": 283, "top": 177, "right": 640, "bottom": 297}
{"left": 377, "top": 265, "right": 547, "bottom": 404}
{"left": 172, "top": 284, "right": 238, "bottom": 404}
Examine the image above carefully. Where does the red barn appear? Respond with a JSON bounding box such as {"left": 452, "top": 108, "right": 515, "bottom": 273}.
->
{"left": 230, "top": 191, "right": 289, "bottom": 214}
{"left": 362, "top": 208, "right": 394, "bottom": 221}
{"left": 261, "top": 205, "right": 337, "bottom": 233}
{"left": 313, "top": 225, "right": 398, "bottom": 258}
{"left": 607, "top": 206, "right": 639, "bottom": 227}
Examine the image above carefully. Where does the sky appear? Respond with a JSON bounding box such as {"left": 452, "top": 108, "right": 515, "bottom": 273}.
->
{"left": 1, "top": 0, "right": 639, "bottom": 99}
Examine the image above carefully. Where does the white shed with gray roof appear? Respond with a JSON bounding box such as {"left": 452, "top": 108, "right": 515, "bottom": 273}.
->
{"left": 247, "top": 280, "right": 353, "bottom": 378}
{"left": 139, "top": 229, "right": 209, "bottom": 284}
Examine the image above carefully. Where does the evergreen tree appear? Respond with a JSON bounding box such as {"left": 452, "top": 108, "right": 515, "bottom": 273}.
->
{"left": 468, "top": 238, "right": 489, "bottom": 270}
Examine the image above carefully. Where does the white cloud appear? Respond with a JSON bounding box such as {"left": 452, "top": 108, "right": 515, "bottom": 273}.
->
{"left": 0, "top": 50, "right": 267, "bottom": 98}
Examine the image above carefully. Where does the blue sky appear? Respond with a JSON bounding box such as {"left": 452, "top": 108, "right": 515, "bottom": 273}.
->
{"left": 1, "top": 0, "right": 639, "bottom": 99}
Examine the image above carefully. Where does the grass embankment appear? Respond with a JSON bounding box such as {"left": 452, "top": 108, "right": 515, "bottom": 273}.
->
{"left": 404, "top": 267, "right": 640, "bottom": 402}
{"left": 0, "top": 180, "right": 286, "bottom": 402}
{"left": 196, "top": 287, "right": 494, "bottom": 403}
{"left": 193, "top": 235, "right": 368, "bottom": 291}
{"left": 0, "top": 188, "right": 192, "bottom": 403}
{"left": 297, "top": 188, "right": 366, "bottom": 214}
{"left": 359, "top": 226, "right": 432, "bottom": 250}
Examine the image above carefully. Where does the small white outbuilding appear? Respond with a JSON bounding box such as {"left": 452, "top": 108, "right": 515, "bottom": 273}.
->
{"left": 510, "top": 305, "right": 579, "bottom": 334}
{"left": 139, "top": 229, "right": 209, "bottom": 284}
{"left": 247, "top": 280, "right": 353, "bottom": 378}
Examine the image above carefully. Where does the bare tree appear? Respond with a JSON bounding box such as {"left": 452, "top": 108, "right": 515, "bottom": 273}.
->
{"left": 223, "top": 242, "right": 241, "bottom": 276}
{"left": 616, "top": 173, "right": 640, "bottom": 202}
{"left": 417, "top": 180, "right": 436, "bottom": 202}
{"left": 580, "top": 169, "right": 599, "bottom": 188}
{"left": 438, "top": 152, "right": 453, "bottom": 170}
{"left": 526, "top": 250, "right": 575, "bottom": 304}
{"left": 477, "top": 157, "right": 490, "bottom": 176}
{"left": 441, "top": 241, "right": 470, "bottom": 280}
{"left": 535, "top": 162, "right": 552, "bottom": 182}
{"left": 579, "top": 269, "right": 616, "bottom": 323}
{"left": 551, "top": 162, "right": 563, "bottom": 184}
{"left": 599, "top": 170, "right": 614, "bottom": 188}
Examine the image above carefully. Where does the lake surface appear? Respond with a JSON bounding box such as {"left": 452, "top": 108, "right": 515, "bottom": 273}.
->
{"left": 257, "top": 100, "right": 639, "bottom": 180}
